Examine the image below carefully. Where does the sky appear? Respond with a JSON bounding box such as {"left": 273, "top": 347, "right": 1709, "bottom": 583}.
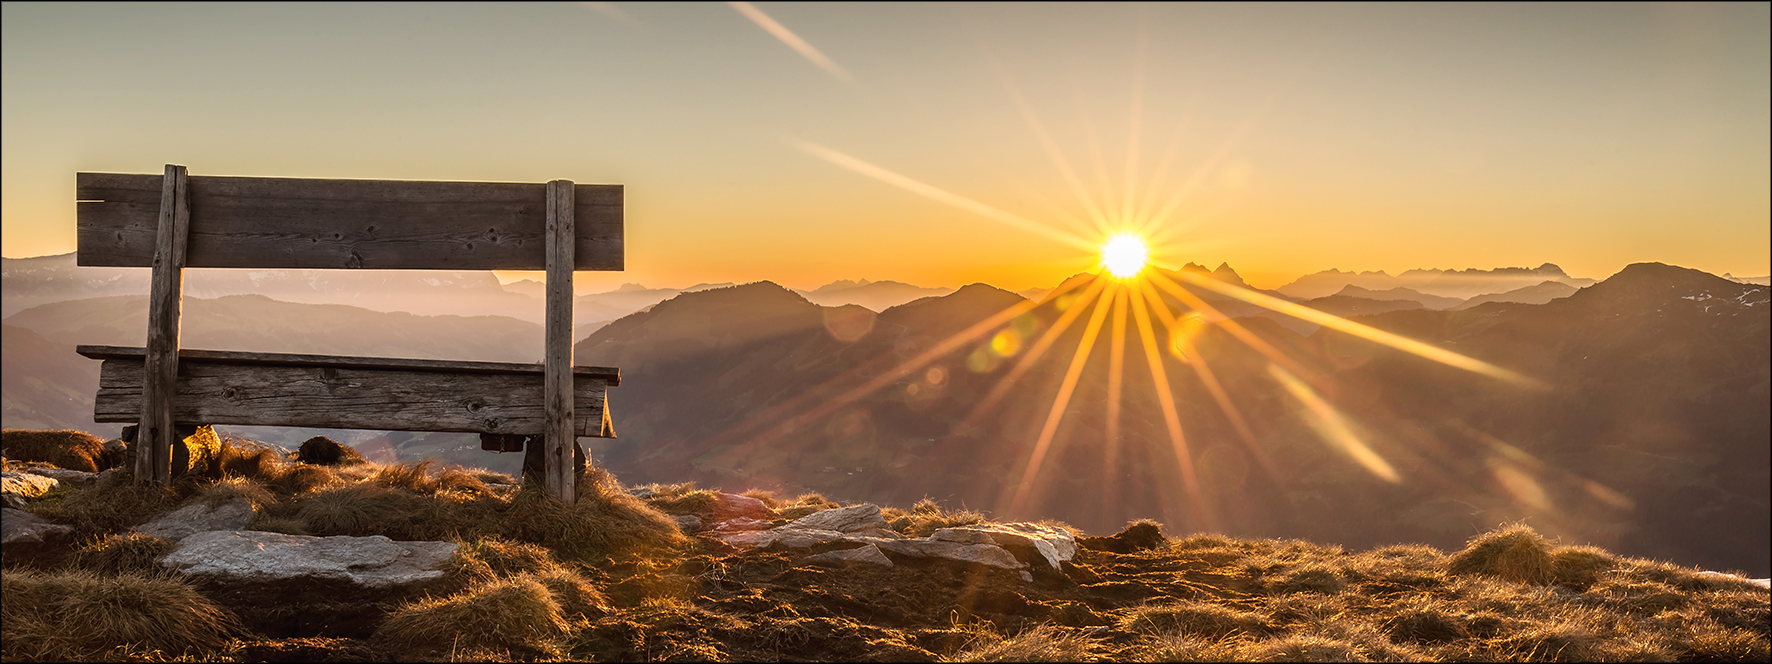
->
{"left": 4, "top": 2, "right": 1767, "bottom": 292}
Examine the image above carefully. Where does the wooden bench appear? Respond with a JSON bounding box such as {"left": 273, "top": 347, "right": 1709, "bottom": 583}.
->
{"left": 74, "top": 165, "right": 623, "bottom": 502}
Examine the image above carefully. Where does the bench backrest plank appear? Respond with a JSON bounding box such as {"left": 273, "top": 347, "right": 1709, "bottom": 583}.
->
{"left": 77, "top": 173, "right": 622, "bottom": 270}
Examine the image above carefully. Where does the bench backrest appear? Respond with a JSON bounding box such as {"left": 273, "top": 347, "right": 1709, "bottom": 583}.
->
{"left": 77, "top": 172, "right": 621, "bottom": 270}
{"left": 75, "top": 166, "right": 622, "bottom": 502}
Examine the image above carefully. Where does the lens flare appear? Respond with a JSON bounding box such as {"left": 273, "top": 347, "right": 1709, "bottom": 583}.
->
{"left": 1101, "top": 234, "right": 1149, "bottom": 279}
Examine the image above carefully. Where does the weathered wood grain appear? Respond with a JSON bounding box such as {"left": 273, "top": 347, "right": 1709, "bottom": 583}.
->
{"left": 544, "top": 179, "right": 577, "bottom": 502}
{"left": 76, "top": 345, "right": 620, "bottom": 385}
{"left": 92, "top": 355, "right": 615, "bottom": 437}
{"left": 140, "top": 165, "right": 189, "bottom": 484}
{"left": 76, "top": 173, "right": 622, "bottom": 271}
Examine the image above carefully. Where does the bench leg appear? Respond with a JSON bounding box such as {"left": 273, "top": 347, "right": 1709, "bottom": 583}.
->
{"left": 522, "top": 436, "right": 586, "bottom": 488}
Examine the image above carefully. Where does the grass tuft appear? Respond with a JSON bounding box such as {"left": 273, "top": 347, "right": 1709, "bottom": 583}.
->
{"left": 1, "top": 428, "right": 111, "bottom": 472}
{"left": 949, "top": 624, "right": 1103, "bottom": 662}
{"left": 884, "top": 498, "right": 987, "bottom": 537}
{"left": 65, "top": 532, "right": 179, "bottom": 575}
{"left": 376, "top": 574, "right": 569, "bottom": 655}
{"left": 1448, "top": 522, "right": 1555, "bottom": 586}
{"left": 1119, "top": 600, "right": 1277, "bottom": 639}
{"left": 1, "top": 568, "right": 237, "bottom": 661}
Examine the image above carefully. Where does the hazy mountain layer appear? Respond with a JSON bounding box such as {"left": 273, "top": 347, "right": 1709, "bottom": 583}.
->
{"left": 1277, "top": 263, "right": 1597, "bottom": 300}
{"left": 575, "top": 263, "right": 1768, "bottom": 576}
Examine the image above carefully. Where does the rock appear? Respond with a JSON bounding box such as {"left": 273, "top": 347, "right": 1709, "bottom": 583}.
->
{"left": 2, "top": 471, "right": 58, "bottom": 508}
{"left": 294, "top": 436, "right": 364, "bottom": 466}
{"left": 674, "top": 514, "right": 703, "bottom": 532}
{"left": 933, "top": 523, "right": 1077, "bottom": 572}
{"left": 802, "top": 544, "right": 894, "bottom": 568}
{"left": 710, "top": 492, "right": 775, "bottom": 521}
{"left": 713, "top": 528, "right": 850, "bottom": 549}
{"left": 870, "top": 538, "right": 1028, "bottom": 573}
{"left": 781, "top": 504, "right": 888, "bottom": 533}
{"left": 2, "top": 507, "right": 73, "bottom": 544}
{"left": 710, "top": 517, "right": 771, "bottom": 532}
{"left": 629, "top": 486, "right": 657, "bottom": 499}
{"left": 851, "top": 527, "right": 905, "bottom": 540}
{"left": 136, "top": 496, "right": 256, "bottom": 541}
{"left": 161, "top": 530, "right": 456, "bottom": 588}
{"left": 23, "top": 467, "right": 98, "bottom": 486}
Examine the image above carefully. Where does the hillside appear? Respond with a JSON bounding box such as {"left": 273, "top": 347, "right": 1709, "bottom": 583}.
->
{"left": 1, "top": 442, "right": 1766, "bottom": 662}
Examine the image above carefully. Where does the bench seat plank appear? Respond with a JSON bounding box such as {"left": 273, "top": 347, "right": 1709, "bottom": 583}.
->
{"left": 82, "top": 346, "right": 616, "bottom": 437}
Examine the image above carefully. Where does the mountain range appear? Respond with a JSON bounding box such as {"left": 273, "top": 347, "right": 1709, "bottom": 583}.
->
{"left": 4, "top": 253, "right": 1766, "bottom": 574}
{"left": 570, "top": 263, "right": 1767, "bottom": 576}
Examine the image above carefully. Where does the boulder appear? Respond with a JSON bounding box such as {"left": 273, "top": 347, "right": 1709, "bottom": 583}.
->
{"left": 802, "top": 543, "right": 893, "bottom": 568}
{"left": 22, "top": 467, "right": 98, "bottom": 486}
{"left": 713, "top": 527, "right": 850, "bottom": 549}
{"left": 161, "top": 530, "right": 456, "bottom": 588}
{"left": 781, "top": 504, "right": 888, "bottom": 533}
{"left": 2, "top": 471, "right": 58, "bottom": 508}
{"left": 709, "top": 517, "right": 772, "bottom": 532}
{"left": 933, "top": 523, "right": 1077, "bottom": 572}
{"left": 136, "top": 496, "right": 255, "bottom": 541}
{"left": 1, "top": 507, "right": 73, "bottom": 544}
{"left": 710, "top": 492, "right": 775, "bottom": 521}
{"left": 673, "top": 514, "right": 703, "bottom": 532}
{"left": 294, "top": 436, "right": 365, "bottom": 466}
{"left": 870, "top": 538, "right": 1032, "bottom": 581}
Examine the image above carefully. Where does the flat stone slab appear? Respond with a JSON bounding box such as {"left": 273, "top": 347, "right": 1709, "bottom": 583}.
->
{"left": 2, "top": 507, "right": 73, "bottom": 544}
{"left": 781, "top": 504, "right": 888, "bottom": 533}
{"left": 2, "top": 472, "right": 58, "bottom": 507}
{"left": 714, "top": 527, "right": 850, "bottom": 549}
{"left": 161, "top": 530, "right": 457, "bottom": 588}
{"left": 23, "top": 467, "right": 98, "bottom": 486}
{"left": 802, "top": 543, "right": 893, "bottom": 568}
{"left": 933, "top": 523, "right": 1077, "bottom": 571}
{"left": 137, "top": 496, "right": 255, "bottom": 541}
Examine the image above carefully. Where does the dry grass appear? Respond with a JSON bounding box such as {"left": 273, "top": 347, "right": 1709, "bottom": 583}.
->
{"left": 1449, "top": 522, "right": 1555, "bottom": 586}
{"left": 1119, "top": 600, "right": 1278, "bottom": 639}
{"left": 635, "top": 480, "right": 723, "bottom": 514}
{"left": 1, "top": 428, "right": 111, "bottom": 472}
{"left": 949, "top": 624, "right": 1105, "bottom": 662}
{"left": 1, "top": 568, "right": 237, "bottom": 661}
{"left": 882, "top": 497, "right": 987, "bottom": 537}
{"left": 64, "top": 532, "right": 179, "bottom": 575}
{"left": 376, "top": 574, "right": 570, "bottom": 656}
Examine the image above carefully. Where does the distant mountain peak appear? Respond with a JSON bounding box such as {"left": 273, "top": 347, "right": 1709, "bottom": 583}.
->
{"left": 614, "top": 283, "right": 650, "bottom": 292}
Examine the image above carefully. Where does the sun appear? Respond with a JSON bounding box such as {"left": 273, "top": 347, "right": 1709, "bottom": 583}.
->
{"left": 1100, "top": 233, "right": 1149, "bottom": 279}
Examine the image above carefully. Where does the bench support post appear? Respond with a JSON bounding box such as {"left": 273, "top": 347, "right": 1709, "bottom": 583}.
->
{"left": 138, "top": 164, "right": 189, "bottom": 485}
{"left": 544, "top": 179, "right": 578, "bottom": 503}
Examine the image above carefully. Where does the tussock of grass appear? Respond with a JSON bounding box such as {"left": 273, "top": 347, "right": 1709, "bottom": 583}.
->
{"left": 1550, "top": 545, "right": 1619, "bottom": 590}
{"left": 1, "top": 568, "right": 237, "bottom": 661}
{"left": 1380, "top": 597, "right": 1468, "bottom": 645}
{"left": 1237, "top": 633, "right": 1366, "bottom": 662}
{"left": 636, "top": 481, "right": 722, "bottom": 513}
{"left": 501, "top": 466, "right": 688, "bottom": 564}
{"left": 883, "top": 498, "right": 987, "bottom": 537}
{"left": 377, "top": 575, "right": 569, "bottom": 656}
{"left": 949, "top": 624, "right": 1103, "bottom": 662}
{"left": 740, "top": 487, "right": 781, "bottom": 509}
{"left": 65, "top": 532, "right": 178, "bottom": 575}
{"left": 773, "top": 492, "right": 840, "bottom": 520}
{"left": 1, "top": 428, "right": 111, "bottom": 472}
{"left": 1449, "top": 522, "right": 1555, "bottom": 586}
{"left": 1124, "top": 632, "right": 1246, "bottom": 662}
{"left": 24, "top": 468, "right": 183, "bottom": 537}
{"left": 1119, "top": 600, "right": 1277, "bottom": 639}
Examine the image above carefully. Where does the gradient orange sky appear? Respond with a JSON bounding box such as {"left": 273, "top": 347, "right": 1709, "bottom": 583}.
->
{"left": 4, "top": 3, "right": 1767, "bottom": 291}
